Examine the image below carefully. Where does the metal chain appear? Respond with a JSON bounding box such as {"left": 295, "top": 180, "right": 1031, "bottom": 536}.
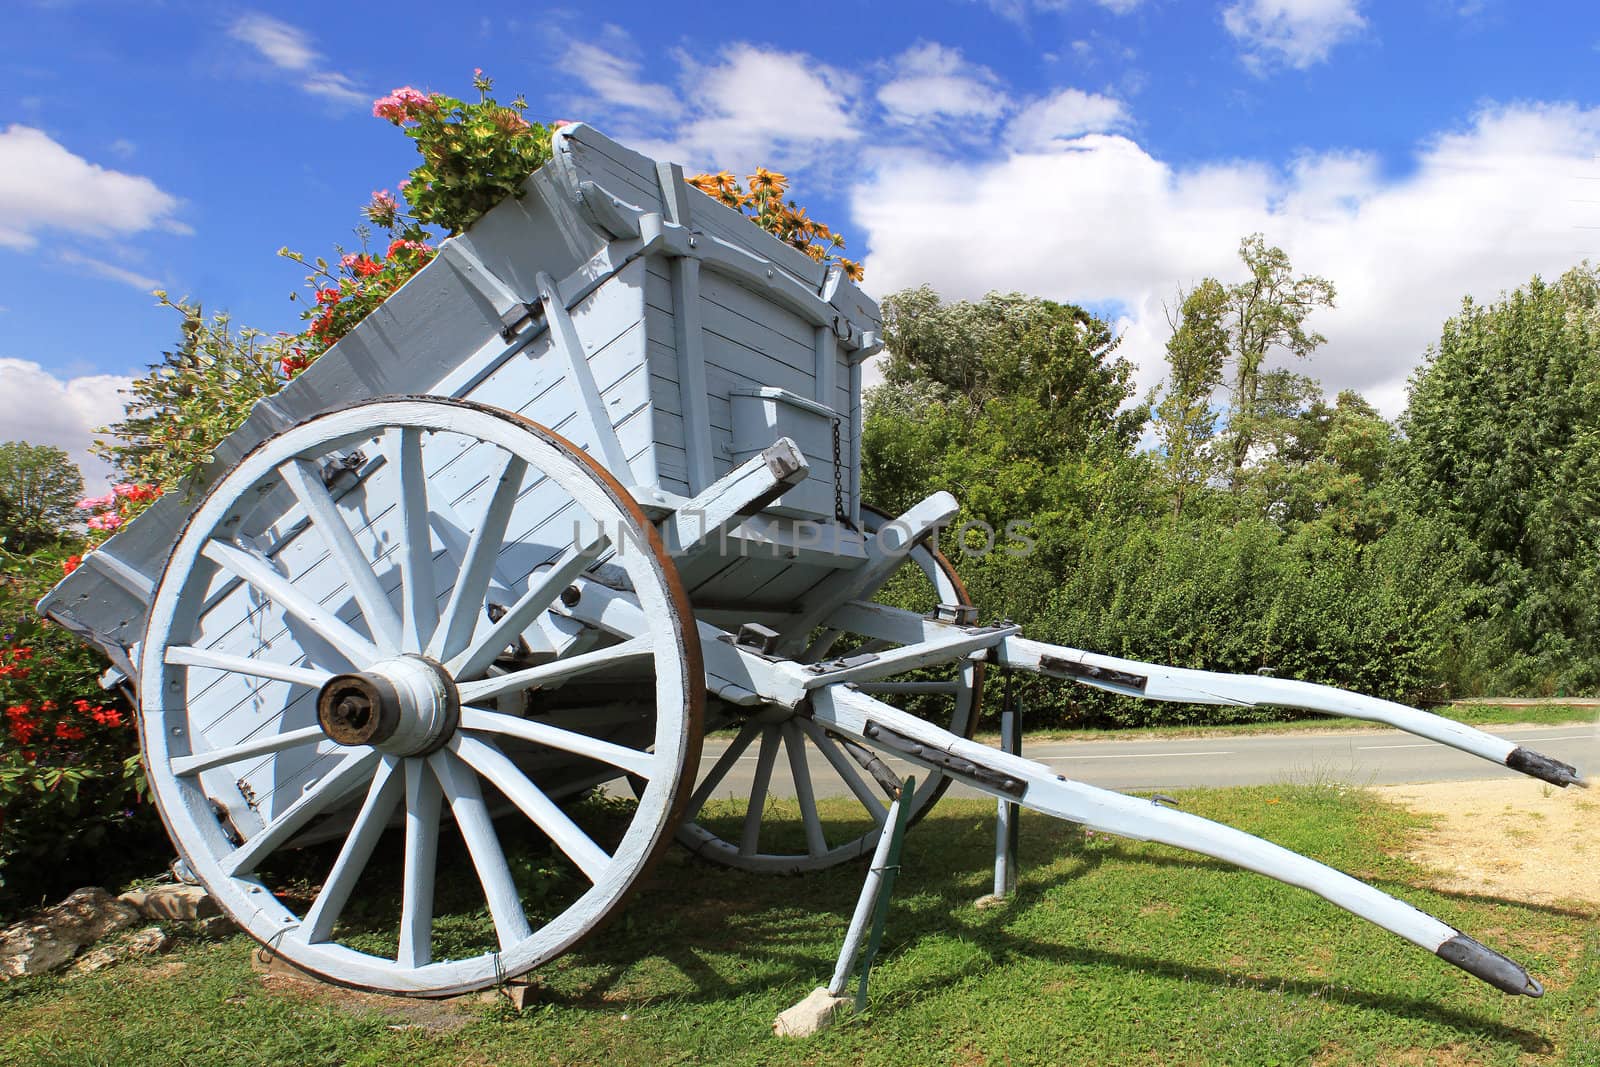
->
{"left": 832, "top": 416, "right": 847, "bottom": 524}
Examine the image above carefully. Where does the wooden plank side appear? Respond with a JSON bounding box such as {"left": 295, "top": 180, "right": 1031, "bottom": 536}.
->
{"left": 699, "top": 288, "right": 816, "bottom": 380}
{"left": 699, "top": 271, "right": 818, "bottom": 353}
{"left": 561, "top": 126, "right": 828, "bottom": 289}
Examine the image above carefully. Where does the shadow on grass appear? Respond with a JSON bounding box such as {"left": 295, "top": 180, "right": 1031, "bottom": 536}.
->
{"left": 515, "top": 839, "right": 1554, "bottom": 1055}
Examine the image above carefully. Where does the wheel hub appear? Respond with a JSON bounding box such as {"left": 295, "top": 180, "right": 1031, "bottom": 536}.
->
{"left": 316, "top": 656, "right": 459, "bottom": 755}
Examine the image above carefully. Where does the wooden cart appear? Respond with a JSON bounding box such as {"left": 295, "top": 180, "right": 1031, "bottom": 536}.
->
{"left": 41, "top": 124, "right": 1583, "bottom": 999}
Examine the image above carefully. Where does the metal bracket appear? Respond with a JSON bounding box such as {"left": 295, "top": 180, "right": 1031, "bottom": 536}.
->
{"left": 862, "top": 720, "right": 1028, "bottom": 799}
{"left": 1039, "top": 654, "right": 1149, "bottom": 693}
{"left": 807, "top": 652, "right": 879, "bottom": 675}
{"left": 932, "top": 603, "right": 980, "bottom": 626}
{"left": 733, "top": 623, "right": 780, "bottom": 656}
{"left": 498, "top": 302, "right": 541, "bottom": 341}
{"left": 318, "top": 449, "right": 366, "bottom": 490}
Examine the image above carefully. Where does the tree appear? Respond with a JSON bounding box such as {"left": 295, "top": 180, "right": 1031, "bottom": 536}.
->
{"left": 1155, "top": 279, "right": 1228, "bottom": 516}
{"left": 865, "top": 287, "right": 1147, "bottom": 522}
{"left": 1162, "top": 235, "right": 1337, "bottom": 489}
{"left": 95, "top": 295, "right": 286, "bottom": 494}
{"left": 1402, "top": 263, "right": 1600, "bottom": 693}
{"left": 0, "top": 442, "right": 83, "bottom": 551}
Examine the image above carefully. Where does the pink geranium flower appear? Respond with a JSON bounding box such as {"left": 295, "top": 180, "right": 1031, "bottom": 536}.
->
{"left": 87, "top": 512, "right": 123, "bottom": 531}
{"left": 76, "top": 493, "right": 116, "bottom": 511}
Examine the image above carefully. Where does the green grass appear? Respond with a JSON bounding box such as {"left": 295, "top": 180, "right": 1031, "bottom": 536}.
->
{"left": 1, "top": 786, "right": 1594, "bottom": 1066}
{"left": 986, "top": 702, "right": 1600, "bottom": 745}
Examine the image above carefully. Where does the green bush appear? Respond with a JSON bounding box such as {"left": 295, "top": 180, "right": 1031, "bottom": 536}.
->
{"left": 959, "top": 510, "right": 1465, "bottom": 728}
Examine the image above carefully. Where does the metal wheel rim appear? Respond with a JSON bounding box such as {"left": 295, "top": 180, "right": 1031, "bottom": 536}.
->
{"left": 138, "top": 397, "right": 702, "bottom": 995}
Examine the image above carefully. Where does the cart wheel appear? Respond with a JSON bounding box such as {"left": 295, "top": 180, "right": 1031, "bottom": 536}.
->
{"left": 138, "top": 397, "right": 702, "bottom": 996}
{"left": 674, "top": 507, "right": 984, "bottom": 872}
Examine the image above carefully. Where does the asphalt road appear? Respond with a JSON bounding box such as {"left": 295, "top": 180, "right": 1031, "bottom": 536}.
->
{"left": 697, "top": 721, "right": 1600, "bottom": 800}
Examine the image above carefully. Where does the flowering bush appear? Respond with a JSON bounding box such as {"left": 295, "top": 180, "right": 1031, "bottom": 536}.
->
{"left": 0, "top": 544, "right": 162, "bottom": 911}
{"left": 374, "top": 69, "right": 551, "bottom": 236}
{"left": 688, "top": 168, "right": 863, "bottom": 280}
{"left": 73, "top": 481, "right": 162, "bottom": 547}
{"left": 279, "top": 238, "right": 437, "bottom": 365}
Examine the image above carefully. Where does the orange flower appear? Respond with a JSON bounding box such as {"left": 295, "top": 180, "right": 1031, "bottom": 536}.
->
{"left": 841, "top": 258, "right": 864, "bottom": 281}
{"left": 747, "top": 167, "right": 786, "bottom": 193}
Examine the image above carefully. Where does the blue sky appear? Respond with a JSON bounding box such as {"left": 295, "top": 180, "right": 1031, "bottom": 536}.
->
{"left": 3, "top": 0, "right": 1599, "bottom": 486}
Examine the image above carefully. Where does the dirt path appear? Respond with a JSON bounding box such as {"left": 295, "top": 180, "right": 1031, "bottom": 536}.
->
{"left": 1375, "top": 779, "right": 1599, "bottom": 908}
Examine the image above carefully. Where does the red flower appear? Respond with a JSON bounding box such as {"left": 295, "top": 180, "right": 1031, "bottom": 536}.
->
{"left": 316, "top": 288, "right": 341, "bottom": 305}
{"left": 55, "top": 723, "right": 85, "bottom": 741}
{"left": 11, "top": 648, "right": 32, "bottom": 660}
{"left": 62, "top": 554, "right": 82, "bottom": 575}
{"left": 91, "top": 708, "right": 123, "bottom": 728}
{"left": 352, "top": 255, "right": 383, "bottom": 278}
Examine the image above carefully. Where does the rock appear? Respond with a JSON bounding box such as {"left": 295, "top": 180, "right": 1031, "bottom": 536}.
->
{"left": 0, "top": 887, "right": 142, "bottom": 979}
{"left": 477, "top": 981, "right": 537, "bottom": 1011}
{"left": 119, "top": 884, "right": 219, "bottom": 923}
{"left": 68, "top": 927, "right": 169, "bottom": 977}
{"left": 195, "top": 914, "right": 236, "bottom": 939}
{"left": 773, "top": 987, "right": 852, "bottom": 1038}
{"left": 70, "top": 946, "right": 122, "bottom": 976}
{"left": 124, "top": 926, "right": 172, "bottom": 957}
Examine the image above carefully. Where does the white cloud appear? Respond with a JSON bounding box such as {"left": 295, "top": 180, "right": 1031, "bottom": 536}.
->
{"left": 562, "top": 41, "right": 681, "bottom": 116}
{"left": 671, "top": 45, "right": 862, "bottom": 168}
{"left": 1223, "top": 0, "right": 1368, "bottom": 71}
{"left": 877, "top": 43, "right": 1010, "bottom": 126}
{"left": 1007, "top": 88, "right": 1129, "bottom": 147}
{"left": 0, "top": 125, "right": 184, "bottom": 250}
{"left": 853, "top": 102, "right": 1600, "bottom": 417}
{"left": 301, "top": 72, "right": 366, "bottom": 106}
{"left": 229, "top": 13, "right": 318, "bottom": 70}
{"left": 56, "top": 250, "right": 161, "bottom": 292}
{"left": 228, "top": 13, "right": 364, "bottom": 107}
{"left": 0, "top": 359, "right": 130, "bottom": 492}
{"left": 980, "top": 0, "right": 1141, "bottom": 22}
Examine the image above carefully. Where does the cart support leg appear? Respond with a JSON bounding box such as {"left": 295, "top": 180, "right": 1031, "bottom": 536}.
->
{"left": 977, "top": 673, "right": 1022, "bottom": 907}
{"left": 776, "top": 777, "right": 916, "bottom": 1037}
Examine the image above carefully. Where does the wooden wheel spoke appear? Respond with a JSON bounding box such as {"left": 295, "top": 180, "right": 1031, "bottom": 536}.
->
{"left": 451, "top": 734, "right": 612, "bottom": 882}
{"left": 301, "top": 756, "right": 403, "bottom": 943}
{"left": 281, "top": 458, "right": 402, "bottom": 654}
{"left": 399, "top": 757, "right": 441, "bottom": 969}
{"left": 739, "top": 727, "right": 781, "bottom": 857}
{"left": 782, "top": 722, "right": 829, "bottom": 857}
{"left": 686, "top": 721, "right": 761, "bottom": 819}
{"left": 459, "top": 706, "right": 655, "bottom": 778}
{"left": 142, "top": 400, "right": 703, "bottom": 992}
{"left": 427, "top": 453, "right": 528, "bottom": 662}
{"left": 797, "top": 719, "right": 888, "bottom": 828}
{"left": 222, "top": 751, "right": 380, "bottom": 876}
{"left": 202, "top": 539, "right": 380, "bottom": 668}
{"left": 455, "top": 637, "right": 652, "bottom": 705}
{"left": 165, "top": 645, "right": 331, "bottom": 690}
{"left": 428, "top": 751, "right": 533, "bottom": 950}
{"left": 170, "top": 724, "right": 331, "bottom": 777}
{"left": 392, "top": 427, "right": 438, "bottom": 655}
{"left": 445, "top": 532, "right": 611, "bottom": 680}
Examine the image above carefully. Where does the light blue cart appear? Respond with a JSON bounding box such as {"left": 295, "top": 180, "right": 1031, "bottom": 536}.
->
{"left": 43, "top": 124, "right": 1583, "bottom": 998}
